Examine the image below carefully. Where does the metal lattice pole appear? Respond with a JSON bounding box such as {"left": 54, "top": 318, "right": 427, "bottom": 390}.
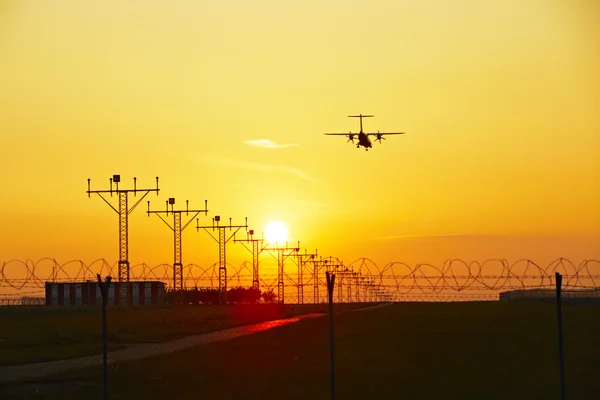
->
{"left": 174, "top": 212, "right": 182, "bottom": 292}
{"left": 278, "top": 249, "right": 284, "bottom": 303}
{"left": 265, "top": 243, "right": 299, "bottom": 304}
{"left": 87, "top": 175, "right": 159, "bottom": 307}
{"left": 296, "top": 251, "right": 317, "bottom": 304}
{"left": 148, "top": 198, "right": 208, "bottom": 305}
{"left": 219, "top": 227, "right": 227, "bottom": 304}
{"left": 252, "top": 239, "right": 259, "bottom": 290}
{"left": 314, "top": 260, "right": 321, "bottom": 303}
{"left": 338, "top": 271, "right": 343, "bottom": 303}
{"left": 118, "top": 192, "right": 129, "bottom": 304}
{"left": 347, "top": 285, "right": 351, "bottom": 304}
{"left": 299, "top": 269, "right": 304, "bottom": 302}
{"left": 197, "top": 216, "right": 248, "bottom": 305}
{"left": 234, "top": 229, "right": 267, "bottom": 292}
{"left": 313, "top": 258, "right": 333, "bottom": 304}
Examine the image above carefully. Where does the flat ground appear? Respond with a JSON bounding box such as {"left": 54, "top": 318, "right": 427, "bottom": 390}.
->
{"left": 2, "top": 302, "right": 600, "bottom": 399}
{"left": 0, "top": 303, "right": 363, "bottom": 366}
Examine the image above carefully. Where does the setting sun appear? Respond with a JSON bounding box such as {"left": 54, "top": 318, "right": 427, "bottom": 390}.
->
{"left": 264, "top": 221, "right": 289, "bottom": 244}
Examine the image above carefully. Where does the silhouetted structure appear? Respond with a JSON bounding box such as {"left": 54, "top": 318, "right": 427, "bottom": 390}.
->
{"left": 87, "top": 175, "right": 160, "bottom": 305}
{"left": 166, "top": 286, "right": 275, "bottom": 305}
{"left": 148, "top": 197, "right": 208, "bottom": 303}
{"left": 264, "top": 242, "right": 300, "bottom": 304}
{"left": 234, "top": 229, "right": 269, "bottom": 291}
{"left": 45, "top": 281, "right": 166, "bottom": 306}
{"left": 197, "top": 216, "right": 248, "bottom": 305}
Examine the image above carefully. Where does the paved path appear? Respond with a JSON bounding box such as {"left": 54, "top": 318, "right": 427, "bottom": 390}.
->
{"left": 0, "top": 314, "right": 323, "bottom": 383}
{"left": 350, "top": 303, "right": 393, "bottom": 312}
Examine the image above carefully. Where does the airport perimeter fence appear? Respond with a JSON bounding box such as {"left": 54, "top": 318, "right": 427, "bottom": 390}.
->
{"left": 0, "top": 296, "right": 45, "bottom": 307}
{"left": 0, "top": 282, "right": 597, "bottom": 399}
{"left": 2, "top": 259, "right": 600, "bottom": 398}
{"left": 3, "top": 257, "right": 600, "bottom": 306}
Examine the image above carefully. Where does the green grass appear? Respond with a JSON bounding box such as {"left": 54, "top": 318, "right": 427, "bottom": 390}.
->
{"left": 2, "top": 302, "right": 600, "bottom": 399}
{"left": 0, "top": 303, "right": 363, "bottom": 366}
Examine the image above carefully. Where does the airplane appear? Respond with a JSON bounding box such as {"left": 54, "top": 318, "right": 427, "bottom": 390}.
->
{"left": 324, "top": 114, "right": 404, "bottom": 151}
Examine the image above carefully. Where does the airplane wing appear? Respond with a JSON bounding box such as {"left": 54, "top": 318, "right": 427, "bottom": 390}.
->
{"left": 366, "top": 132, "right": 405, "bottom": 136}
{"left": 324, "top": 132, "right": 358, "bottom": 143}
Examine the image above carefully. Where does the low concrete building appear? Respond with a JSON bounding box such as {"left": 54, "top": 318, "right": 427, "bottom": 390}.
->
{"left": 45, "top": 281, "right": 166, "bottom": 306}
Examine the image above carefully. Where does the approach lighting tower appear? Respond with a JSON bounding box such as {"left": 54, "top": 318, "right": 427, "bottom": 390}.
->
{"left": 265, "top": 242, "right": 300, "bottom": 304}
{"left": 334, "top": 264, "right": 347, "bottom": 303}
{"left": 197, "top": 216, "right": 248, "bottom": 304}
{"left": 323, "top": 259, "right": 345, "bottom": 303}
{"left": 345, "top": 268, "right": 357, "bottom": 303}
{"left": 365, "top": 280, "right": 375, "bottom": 302}
{"left": 358, "top": 276, "right": 366, "bottom": 303}
{"left": 87, "top": 175, "right": 159, "bottom": 305}
{"left": 147, "top": 198, "right": 208, "bottom": 303}
{"left": 234, "top": 229, "right": 268, "bottom": 291}
{"left": 313, "top": 257, "right": 336, "bottom": 304}
{"left": 296, "top": 249, "right": 318, "bottom": 304}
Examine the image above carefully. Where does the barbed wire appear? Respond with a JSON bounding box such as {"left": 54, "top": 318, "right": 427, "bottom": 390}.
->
{"left": 349, "top": 258, "right": 600, "bottom": 293}
{"left": 0, "top": 296, "right": 45, "bottom": 307}
{"left": 2, "top": 258, "right": 599, "bottom": 303}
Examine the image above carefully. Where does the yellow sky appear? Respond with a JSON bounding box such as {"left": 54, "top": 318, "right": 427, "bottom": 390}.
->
{"left": 1, "top": 0, "right": 598, "bottom": 280}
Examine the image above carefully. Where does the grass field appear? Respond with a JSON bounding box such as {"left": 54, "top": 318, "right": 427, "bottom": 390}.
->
{"left": 0, "top": 303, "right": 364, "bottom": 366}
{"left": 2, "top": 302, "right": 600, "bottom": 399}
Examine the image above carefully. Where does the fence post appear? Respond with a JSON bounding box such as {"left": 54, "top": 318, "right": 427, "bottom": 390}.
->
{"left": 326, "top": 271, "right": 336, "bottom": 400}
{"left": 97, "top": 274, "right": 112, "bottom": 400}
{"left": 555, "top": 272, "right": 566, "bottom": 400}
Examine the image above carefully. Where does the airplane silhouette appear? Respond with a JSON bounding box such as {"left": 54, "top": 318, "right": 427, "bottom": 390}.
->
{"left": 324, "top": 114, "right": 404, "bottom": 151}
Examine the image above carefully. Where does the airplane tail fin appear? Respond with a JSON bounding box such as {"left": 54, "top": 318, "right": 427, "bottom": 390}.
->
{"left": 348, "top": 114, "right": 373, "bottom": 132}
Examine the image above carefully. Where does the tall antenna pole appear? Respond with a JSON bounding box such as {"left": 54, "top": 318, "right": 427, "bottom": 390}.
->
{"left": 296, "top": 249, "right": 318, "bottom": 304}
{"left": 197, "top": 216, "right": 248, "bottom": 305}
{"left": 147, "top": 198, "right": 208, "bottom": 305}
{"left": 87, "top": 175, "right": 159, "bottom": 306}
{"left": 234, "top": 229, "right": 268, "bottom": 291}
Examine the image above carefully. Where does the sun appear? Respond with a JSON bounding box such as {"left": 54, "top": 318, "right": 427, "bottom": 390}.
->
{"left": 264, "top": 221, "right": 289, "bottom": 244}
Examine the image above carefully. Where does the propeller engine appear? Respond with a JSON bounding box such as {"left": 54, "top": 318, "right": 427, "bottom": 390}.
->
{"left": 375, "top": 131, "right": 386, "bottom": 143}
{"left": 346, "top": 133, "right": 355, "bottom": 143}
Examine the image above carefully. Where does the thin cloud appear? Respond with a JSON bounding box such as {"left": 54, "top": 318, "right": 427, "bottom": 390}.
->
{"left": 244, "top": 139, "right": 297, "bottom": 149}
{"left": 203, "top": 156, "right": 320, "bottom": 183}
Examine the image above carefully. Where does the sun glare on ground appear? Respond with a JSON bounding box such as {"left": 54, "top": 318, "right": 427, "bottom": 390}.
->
{"left": 264, "top": 221, "right": 289, "bottom": 244}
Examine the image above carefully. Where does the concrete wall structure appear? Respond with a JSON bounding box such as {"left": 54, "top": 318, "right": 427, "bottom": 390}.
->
{"left": 44, "top": 281, "right": 166, "bottom": 306}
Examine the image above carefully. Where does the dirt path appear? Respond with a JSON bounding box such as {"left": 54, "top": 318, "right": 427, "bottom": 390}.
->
{"left": 0, "top": 313, "right": 323, "bottom": 383}
{"left": 351, "top": 303, "right": 393, "bottom": 312}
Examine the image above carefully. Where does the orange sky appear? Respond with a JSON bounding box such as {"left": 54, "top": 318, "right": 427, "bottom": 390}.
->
{"left": 1, "top": 0, "right": 598, "bottom": 284}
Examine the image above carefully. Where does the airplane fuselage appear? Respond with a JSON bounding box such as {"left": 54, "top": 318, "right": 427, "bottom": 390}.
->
{"left": 357, "top": 132, "right": 372, "bottom": 149}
